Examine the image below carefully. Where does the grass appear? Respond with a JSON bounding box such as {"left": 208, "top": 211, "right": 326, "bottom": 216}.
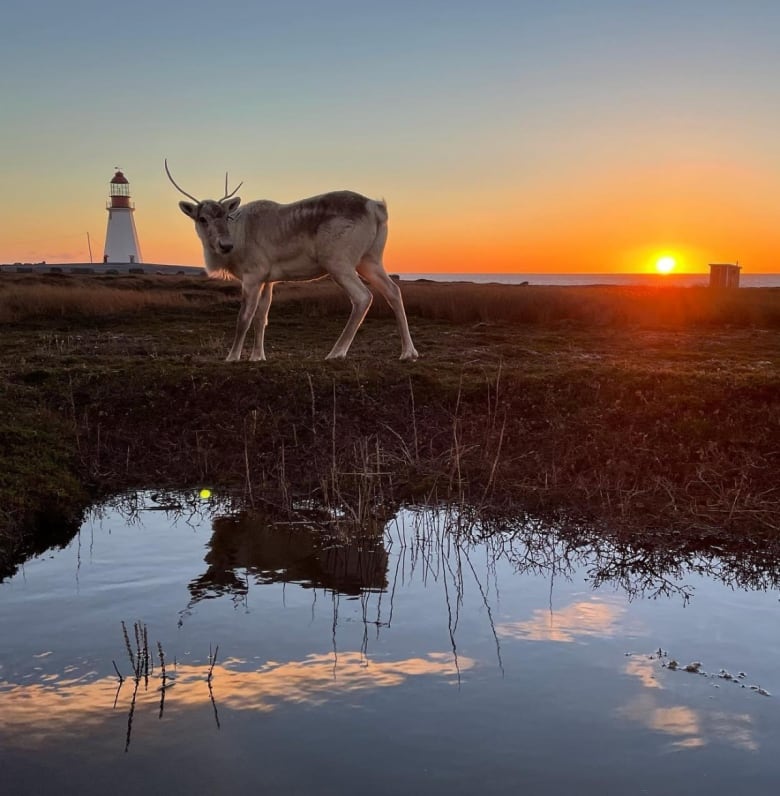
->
{"left": 1, "top": 272, "right": 778, "bottom": 577}
{"left": 3, "top": 272, "right": 779, "bottom": 328}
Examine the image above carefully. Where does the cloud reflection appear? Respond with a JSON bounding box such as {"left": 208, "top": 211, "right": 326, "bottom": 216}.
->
{"left": 0, "top": 651, "right": 471, "bottom": 749}
{"left": 617, "top": 694, "right": 757, "bottom": 752}
{"left": 620, "top": 656, "right": 759, "bottom": 751}
{"left": 496, "top": 598, "right": 625, "bottom": 643}
{"left": 623, "top": 656, "right": 662, "bottom": 690}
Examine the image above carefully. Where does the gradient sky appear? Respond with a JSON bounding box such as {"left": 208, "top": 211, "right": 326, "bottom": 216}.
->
{"left": 1, "top": 0, "right": 778, "bottom": 272}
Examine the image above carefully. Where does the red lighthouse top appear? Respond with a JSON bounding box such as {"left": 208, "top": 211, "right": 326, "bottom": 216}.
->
{"left": 108, "top": 169, "right": 132, "bottom": 209}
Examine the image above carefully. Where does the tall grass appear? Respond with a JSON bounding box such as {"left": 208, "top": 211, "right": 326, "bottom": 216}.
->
{"left": 0, "top": 283, "right": 192, "bottom": 322}
{"left": 2, "top": 273, "right": 778, "bottom": 328}
{"left": 262, "top": 280, "right": 780, "bottom": 329}
{"left": 295, "top": 282, "right": 780, "bottom": 329}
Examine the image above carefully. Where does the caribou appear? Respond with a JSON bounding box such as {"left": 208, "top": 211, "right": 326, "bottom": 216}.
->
{"left": 165, "top": 161, "right": 419, "bottom": 362}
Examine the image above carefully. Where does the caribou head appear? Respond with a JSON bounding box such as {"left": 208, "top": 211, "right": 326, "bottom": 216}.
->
{"left": 165, "top": 159, "right": 243, "bottom": 256}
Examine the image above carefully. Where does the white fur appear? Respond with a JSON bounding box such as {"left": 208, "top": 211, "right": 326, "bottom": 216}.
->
{"left": 177, "top": 190, "right": 419, "bottom": 362}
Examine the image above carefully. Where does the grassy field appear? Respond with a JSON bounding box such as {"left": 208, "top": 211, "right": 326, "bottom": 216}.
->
{"left": 1, "top": 272, "right": 778, "bottom": 576}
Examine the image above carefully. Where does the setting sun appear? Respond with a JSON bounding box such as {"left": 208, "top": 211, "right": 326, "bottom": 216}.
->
{"left": 655, "top": 255, "right": 676, "bottom": 274}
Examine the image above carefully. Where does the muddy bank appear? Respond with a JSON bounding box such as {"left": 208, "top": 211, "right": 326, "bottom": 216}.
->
{"left": 1, "top": 279, "right": 778, "bottom": 575}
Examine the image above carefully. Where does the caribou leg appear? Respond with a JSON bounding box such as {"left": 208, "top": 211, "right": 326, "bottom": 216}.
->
{"left": 325, "top": 269, "right": 373, "bottom": 359}
{"left": 357, "top": 259, "right": 419, "bottom": 360}
{"left": 249, "top": 283, "right": 274, "bottom": 361}
{"left": 227, "top": 278, "right": 263, "bottom": 361}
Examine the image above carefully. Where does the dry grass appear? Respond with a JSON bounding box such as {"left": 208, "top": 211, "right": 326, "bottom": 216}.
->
{"left": 1, "top": 272, "right": 778, "bottom": 329}
{"left": 287, "top": 280, "right": 780, "bottom": 329}
{"left": 0, "top": 273, "right": 242, "bottom": 323}
{"left": 1, "top": 272, "right": 778, "bottom": 580}
{"left": 0, "top": 283, "right": 192, "bottom": 322}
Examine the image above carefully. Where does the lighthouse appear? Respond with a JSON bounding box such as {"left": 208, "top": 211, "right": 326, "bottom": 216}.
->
{"left": 103, "top": 168, "right": 143, "bottom": 263}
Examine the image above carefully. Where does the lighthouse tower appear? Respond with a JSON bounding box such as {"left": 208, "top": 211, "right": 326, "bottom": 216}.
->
{"left": 103, "top": 168, "right": 143, "bottom": 264}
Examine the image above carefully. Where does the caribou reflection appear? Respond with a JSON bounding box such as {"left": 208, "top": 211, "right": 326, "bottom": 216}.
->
{"left": 187, "top": 507, "right": 389, "bottom": 605}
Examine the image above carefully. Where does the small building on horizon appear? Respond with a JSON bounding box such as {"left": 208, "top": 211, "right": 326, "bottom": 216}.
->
{"left": 104, "top": 168, "right": 143, "bottom": 264}
{"left": 709, "top": 262, "right": 741, "bottom": 288}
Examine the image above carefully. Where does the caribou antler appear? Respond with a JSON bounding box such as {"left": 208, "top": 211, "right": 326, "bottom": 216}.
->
{"left": 221, "top": 171, "right": 243, "bottom": 202}
{"left": 164, "top": 159, "right": 200, "bottom": 203}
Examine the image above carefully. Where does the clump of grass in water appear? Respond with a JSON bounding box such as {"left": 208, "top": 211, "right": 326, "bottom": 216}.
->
{"left": 117, "top": 620, "right": 150, "bottom": 752}
{"left": 114, "top": 621, "right": 222, "bottom": 750}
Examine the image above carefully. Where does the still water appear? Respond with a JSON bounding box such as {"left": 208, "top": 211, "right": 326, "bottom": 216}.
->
{"left": 1, "top": 494, "right": 779, "bottom": 795}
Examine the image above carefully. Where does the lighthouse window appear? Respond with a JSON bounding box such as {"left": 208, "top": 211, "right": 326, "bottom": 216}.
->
{"left": 111, "top": 184, "right": 130, "bottom": 197}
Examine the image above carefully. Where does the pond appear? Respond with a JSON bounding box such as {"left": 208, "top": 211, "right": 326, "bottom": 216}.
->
{"left": 1, "top": 493, "right": 779, "bottom": 795}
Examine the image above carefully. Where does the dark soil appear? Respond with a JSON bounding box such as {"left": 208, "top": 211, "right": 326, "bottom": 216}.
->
{"left": 1, "top": 276, "right": 778, "bottom": 578}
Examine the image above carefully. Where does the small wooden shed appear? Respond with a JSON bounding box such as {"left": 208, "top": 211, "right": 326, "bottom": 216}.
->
{"left": 709, "top": 263, "right": 741, "bottom": 288}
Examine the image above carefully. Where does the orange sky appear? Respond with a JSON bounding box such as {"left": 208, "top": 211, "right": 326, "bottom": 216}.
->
{"left": 2, "top": 4, "right": 779, "bottom": 273}
{"left": 7, "top": 148, "right": 776, "bottom": 274}
{"left": 3, "top": 151, "right": 777, "bottom": 273}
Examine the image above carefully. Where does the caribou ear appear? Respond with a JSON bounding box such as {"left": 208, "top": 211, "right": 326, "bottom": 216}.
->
{"left": 179, "top": 201, "right": 197, "bottom": 219}
{"left": 222, "top": 197, "right": 241, "bottom": 215}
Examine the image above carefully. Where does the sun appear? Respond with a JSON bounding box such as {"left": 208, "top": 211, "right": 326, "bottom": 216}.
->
{"left": 655, "top": 255, "right": 676, "bottom": 274}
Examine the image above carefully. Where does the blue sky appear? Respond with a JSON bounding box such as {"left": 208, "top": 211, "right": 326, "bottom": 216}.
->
{"left": 2, "top": 1, "right": 779, "bottom": 270}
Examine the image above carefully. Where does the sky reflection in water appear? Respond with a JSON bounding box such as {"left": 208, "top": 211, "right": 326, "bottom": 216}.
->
{"left": 1, "top": 495, "right": 779, "bottom": 795}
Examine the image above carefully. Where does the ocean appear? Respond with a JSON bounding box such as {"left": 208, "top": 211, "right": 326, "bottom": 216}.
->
{"left": 401, "top": 272, "right": 780, "bottom": 288}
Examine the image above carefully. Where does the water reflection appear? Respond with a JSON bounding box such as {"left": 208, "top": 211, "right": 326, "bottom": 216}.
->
{"left": 0, "top": 506, "right": 85, "bottom": 581}
{"left": 2, "top": 493, "right": 780, "bottom": 788}
{"left": 617, "top": 693, "right": 758, "bottom": 752}
{"left": 615, "top": 650, "right": 766, "bottom": 752}
{"left": 1, "top": 651, "right": 472, "bottom": 752}
{"left": 186, "top": 508, "right": 389, "bottom": 605}
{"left": 5, "top": 492, "right": 780, "bottom": 603}
{"left": 497, "top": 597, "right": 625, "bottom": 643}
{"left": 453, "top": 511, "right": 780, "bottom": 600}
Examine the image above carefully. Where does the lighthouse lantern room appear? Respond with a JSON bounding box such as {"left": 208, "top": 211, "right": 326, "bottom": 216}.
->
{"left": 103, "top": 168, "right": 143, "bottom": 264}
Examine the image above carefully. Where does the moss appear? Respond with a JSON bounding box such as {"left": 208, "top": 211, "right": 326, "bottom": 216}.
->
{"left": 1, "top": 278, "right": 778, "bottom": 578}
{"left": 0, "top": 396, "right": 88, "bottom": 577}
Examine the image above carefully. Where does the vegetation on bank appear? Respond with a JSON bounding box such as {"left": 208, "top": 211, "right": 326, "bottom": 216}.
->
{"left": 1, "top": 273, "right": 778, "bottom": 577}
{"left": 2, "top": 271, "right": 779, "bottom": 327}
